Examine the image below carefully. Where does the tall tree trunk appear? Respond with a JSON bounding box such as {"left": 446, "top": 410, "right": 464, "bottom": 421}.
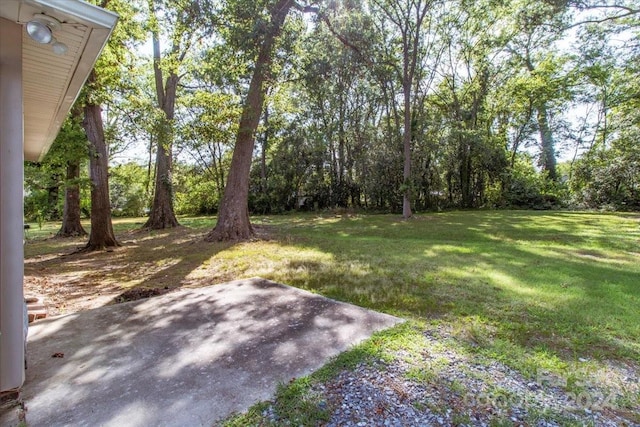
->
{"left": 338, "top": 119, "right": 347, "bottom": 207}
{"left": 459, "top": 140, "right": 472, "bottom": 208}
{"left": 524, "top": 52, "right": 557, "bottom": 182}
{"left": 46, "top": 178, "right": 61, "bottom": 220}
{"left": 206, "top": 0, "right": 294, "bottom": 242}
{"left": 536, "top": 104, "right": 557, "bottom": 180}
{"left": 398, "top": 0, "right": 430, "bottom": 219}
{"left": 143, "top": 27, "right": 179, "bottom": 229}
{"left": 402, "top": 78, "right": 413, "bottom": 219}
{"left": 83, "top": 77, "right": 119, "bottom": 250}
{"left": 144, "top": 118, "right": 179, "bottom": 229}
{"left": 56, "top": 160, "right": 87, "bottom": 237}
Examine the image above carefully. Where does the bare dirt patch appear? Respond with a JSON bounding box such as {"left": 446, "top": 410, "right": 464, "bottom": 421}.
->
{"left": 112, "top": 286, "right": 172, "bottom": 303}
{"left": 23, "top": 227, "right": 243, "bottom": 316}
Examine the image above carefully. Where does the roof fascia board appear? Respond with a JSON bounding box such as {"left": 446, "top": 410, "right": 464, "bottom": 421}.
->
{"left": 25, "top": 0, "right": 118, "bottom": 29}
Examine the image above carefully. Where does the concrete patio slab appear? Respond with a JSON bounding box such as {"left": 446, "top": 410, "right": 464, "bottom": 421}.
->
{"left": 1, "top": 278, "right": 402, "bottom": 426}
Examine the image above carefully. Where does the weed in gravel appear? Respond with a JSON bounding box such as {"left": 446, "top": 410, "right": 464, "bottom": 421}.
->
{"left": 405, "top": 366, "right": 437, "bottom": 384}
{"left": 452, "top": 412, "right": 472, "bottom": 425}
{"left": 271, "top": 378, "right": 330, "bottom": 426}
{"left": 222, "top": 402, "right": 272, "bottom": 427}
{"left": 523, "top": 407, "right": 591, "bottom": 427}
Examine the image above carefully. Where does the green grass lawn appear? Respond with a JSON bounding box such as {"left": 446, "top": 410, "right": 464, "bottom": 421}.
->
{"left": 26, "top": 210, "right": 640, "bottom": 423}
{"left": 207, "top": 211, "right": 640, "bottom": 366}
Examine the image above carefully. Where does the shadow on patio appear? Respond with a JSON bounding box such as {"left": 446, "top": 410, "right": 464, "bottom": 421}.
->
{"left": 13, "top": 278, "right": 401, "bottom": 427}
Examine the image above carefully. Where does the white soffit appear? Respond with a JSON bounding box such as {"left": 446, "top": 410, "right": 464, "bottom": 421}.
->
{"left": 0, "top": 0, "right": 118, "bottom": 161}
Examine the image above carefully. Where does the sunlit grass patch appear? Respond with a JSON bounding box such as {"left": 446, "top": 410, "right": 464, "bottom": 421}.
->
{"left": 255, "top": 212, "right": 640, "bottom": 365}
{"left": 26, "top": 211, "right": 640, "bottom": 366}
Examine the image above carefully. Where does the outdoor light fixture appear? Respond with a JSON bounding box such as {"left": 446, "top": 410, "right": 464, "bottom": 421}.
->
{"left": 25, "top": 14, "right": 68, "bottom": 55}
{"left": 52, "top": 40, "right": 68, "bottom": 55}
{"left": 26, "top": 19, "right": 53, "bottom": 44}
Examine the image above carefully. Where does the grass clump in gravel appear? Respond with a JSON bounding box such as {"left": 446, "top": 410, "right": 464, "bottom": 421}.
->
{"left": 221, "top": 326, "right": 403, "bottom": 427}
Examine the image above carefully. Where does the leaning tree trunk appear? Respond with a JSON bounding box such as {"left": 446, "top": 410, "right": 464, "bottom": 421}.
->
{"left": 83, "top": 80, "right": 119, "bottom": 250}
{"left": 56, "top": 160, "right": 87, "bottom": 237}
{"left": 205, "top": 0, "right": 294, "bottom": 242}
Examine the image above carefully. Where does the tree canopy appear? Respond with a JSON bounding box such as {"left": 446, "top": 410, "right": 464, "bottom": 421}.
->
{"left": 25, "top": 0, "right": 640, "bottom": 238}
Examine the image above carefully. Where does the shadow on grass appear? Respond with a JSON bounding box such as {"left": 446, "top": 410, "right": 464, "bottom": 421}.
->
{"left": 24, "top": 212, "right": 640, "bottom": 369}
{"left": 24, "top": 224, "right": 235, "bottom": 313}
{"left": 263, "top": 211, "right": 640, "bottom": 365}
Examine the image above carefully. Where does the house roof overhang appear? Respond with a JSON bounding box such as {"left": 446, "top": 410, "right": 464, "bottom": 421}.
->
{"left": 0, "top": 0, "right": 118, "bottom": 161}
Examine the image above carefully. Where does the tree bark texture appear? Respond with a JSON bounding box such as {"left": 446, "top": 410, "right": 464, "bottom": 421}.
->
{"left": 56, "top": 160, "right": 87, "bottom": 237}
{"left": 524, "top": 52, "right": 557, "bottom": 182}
{"left": 536, "top": 104, "right": 557, "bottom": 180}
{"left": 143, "top": 118, "right": 179, "bottom": 229}
{"left": 143, "top": 26, "right": 180, "bottom": 229}
{"left": 206, "top": 0, "right": 294, "bottom": 242}
{"left": 83, "top": 78, "right": 120, "bottom": 250}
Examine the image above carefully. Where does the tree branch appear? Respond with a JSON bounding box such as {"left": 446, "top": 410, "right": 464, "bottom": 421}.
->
{"left": 291, "top": 1, "right": 319, "bottom": 14}
{"left": 564, "top": 3, "right": 639, "bottom": 29}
